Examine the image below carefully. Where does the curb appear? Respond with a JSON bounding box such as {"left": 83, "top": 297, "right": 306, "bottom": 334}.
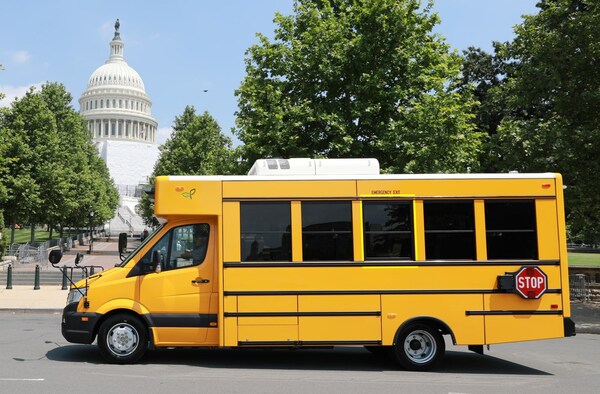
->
{"left": 0, "top": 308, "right": 62, "bottom": 314}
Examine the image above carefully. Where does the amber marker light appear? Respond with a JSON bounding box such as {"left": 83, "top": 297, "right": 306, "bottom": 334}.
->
{"left": 551, "top": 304, "right": 559, "bottom": 309}
{"left": 542, "top": 183, "right": 551, "bottom": 189}
{"left": 176, "top": 186, "right": 184, "bottom": 192}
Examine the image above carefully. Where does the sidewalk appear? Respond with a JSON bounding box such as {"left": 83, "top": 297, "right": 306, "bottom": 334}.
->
{"left": 0, "top": 237, "right": 134, "bottom": 313}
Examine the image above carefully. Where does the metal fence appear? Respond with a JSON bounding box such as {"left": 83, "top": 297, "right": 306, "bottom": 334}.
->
{"left": 570, "top": 274, "right": 589, "bottom": 302}
{"left": 6, "top": 242, "right": 51, "bottom": 267}
{"left": 5, "top": 235, "right": 86, "bottom": 267}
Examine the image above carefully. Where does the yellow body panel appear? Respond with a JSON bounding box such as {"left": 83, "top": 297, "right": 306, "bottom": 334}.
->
{"left": 536, "top": 199, "right": 560, "bottom": 260}
{"left": 299, "top": 316, "right": 381, "bottom": 341}
{"left": 223, "top": 180, "right": 356, "bottom": 198}
{"left": 224, "top": 265, "right": 562, "bottom": 292}
{"left": 238, "top": 325, "right": 298, "bottom": 343}
{"left": 381, "top": 295, "right": 485, "bottom": 345}
{"left": 356, "top": 179, "right": 556, "bottom": 198}
{"left": 485, "top": 315, "right": 565, "bottom": 343}
{"left": 474, "top": 200, "right": 488, "bottom": 260}
{"left": 298, "top": 295, "right": 380, "bottom": 312}
{"left": 222, "top": 202, "right": 240, "bottom": 262}
{"left": 155, "top": 177, "right": 222, "bottom": 217}
{"left": 238, "top": 295, "right": 297, "bottom": 312}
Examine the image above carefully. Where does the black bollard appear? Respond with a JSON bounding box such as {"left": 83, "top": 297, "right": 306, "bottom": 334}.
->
{"left": 6, "top": 264, "right": 13, "bottom": 290}
{"left": 34, "top": 264, "right": 41, "bottom": 290}
{"left": 61, "top": 265, "right": 68, "bottom": 290}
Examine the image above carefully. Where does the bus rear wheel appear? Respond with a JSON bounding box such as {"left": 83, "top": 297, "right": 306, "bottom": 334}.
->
{"left": 98, "top": 314, "right": 148, "bottom": 364}
{"left": 393, "top": 323, "right": 445, "bottom": 371}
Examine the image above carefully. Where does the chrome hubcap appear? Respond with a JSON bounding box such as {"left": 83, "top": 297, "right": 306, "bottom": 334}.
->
{"left": 107, "top": 323, "right": 138, "bottom": 356}
{"left": 403, "top": 330, "right": 436, "bottom": 364}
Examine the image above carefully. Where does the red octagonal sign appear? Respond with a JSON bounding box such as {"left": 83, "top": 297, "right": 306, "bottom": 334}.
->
{"left": 515, "top": 266, "right": 547, "bottom": 299}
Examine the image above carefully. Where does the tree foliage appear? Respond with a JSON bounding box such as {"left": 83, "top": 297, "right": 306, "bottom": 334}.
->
{"left": 234, "top": 0, "right": 482, "bottom": 173}
{"left": 492, "top": 0, "right": 600, "bottom": 243}
{"left": 139, "top": 106, "right": 236, "bottom": 225}
{"left": 0, "top": 82, "right": 118, "bottom": 245}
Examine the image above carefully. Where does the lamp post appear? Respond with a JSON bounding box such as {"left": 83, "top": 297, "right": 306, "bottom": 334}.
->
{"left": 87, "top": 211, "right": 95, "bottom": 254}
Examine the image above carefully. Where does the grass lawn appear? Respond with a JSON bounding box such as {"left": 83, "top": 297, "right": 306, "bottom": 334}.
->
{"left": 568, "top": 252, "right": 600, "bottom": 267}
{"left": 5, "top": 228, "right": 62, "bottom": 244}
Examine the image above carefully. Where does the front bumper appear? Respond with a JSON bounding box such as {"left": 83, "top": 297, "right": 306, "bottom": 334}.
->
{"left": 61, "top": 302, "right": 102, "bottom": 344}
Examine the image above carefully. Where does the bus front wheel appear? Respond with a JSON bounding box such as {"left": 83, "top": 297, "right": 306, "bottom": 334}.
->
{"left": 393, "top": 323, "right": 445, "bottom": 371}
{"left": 98, "top": 313, "right": 148, "bottom": 364}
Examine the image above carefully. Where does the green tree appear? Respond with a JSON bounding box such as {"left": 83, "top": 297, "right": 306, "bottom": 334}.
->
{"left": 0, "top": 83, "right": 118, "bottom": 241}
{"left": 495, "top": 0, "right": 600, "bottom": 243}
{"left": 0, "top": 74, "right": 7, "bottom": 253}
{"left": 139, "top": 106, "right": 235, "bottom": 224}
{"left": 234, "top": 0, "right": 482, "bottom": 173}
{"left": 0, "top": 87, "right": 48, "bottom": 241}
{"left": 458, "top": 45, "right": 513, "bottom": 172}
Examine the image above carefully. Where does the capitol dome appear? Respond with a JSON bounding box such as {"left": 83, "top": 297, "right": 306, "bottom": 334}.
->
{"left": 79, "top": 19, "right": 160, "bottom": 201}
{"left": 79, "top": 19, "right": 157, "bottom": 144}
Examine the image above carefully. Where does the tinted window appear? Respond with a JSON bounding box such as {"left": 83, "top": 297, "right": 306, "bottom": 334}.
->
{"left": 424, "top": 201, "right": 475, "bottom": 260}
{"left": 363, "top": 201, "right": 413, "bottom": 260}
{"left": 485, "top": 200, "right": 537, "bottom": 259}
{"left": 241, "top": 202, "right": 291, "bottom": 261}
{"left": 302, "top": 201, "right": 353, "bottom": 261}
{"left": 139, "top": 224, "right": 209, "bottom": 271}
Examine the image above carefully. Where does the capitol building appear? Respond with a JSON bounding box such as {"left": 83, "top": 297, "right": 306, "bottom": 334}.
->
{"left": 79, "top": 20, "right": 159, "bottom": 233}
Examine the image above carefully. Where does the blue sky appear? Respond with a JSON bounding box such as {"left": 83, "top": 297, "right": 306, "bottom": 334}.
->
{"left": 1, "top": 0, "right": 539, "bottom": 145}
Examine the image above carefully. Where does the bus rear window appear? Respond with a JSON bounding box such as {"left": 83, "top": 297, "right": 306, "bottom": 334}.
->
{"left": 485, "top": 200, "right": 537, "bottom": 259}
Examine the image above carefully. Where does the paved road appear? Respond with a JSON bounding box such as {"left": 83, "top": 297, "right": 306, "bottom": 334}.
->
{"left": 0, "top": 313, "right": 598, "bottom": 394}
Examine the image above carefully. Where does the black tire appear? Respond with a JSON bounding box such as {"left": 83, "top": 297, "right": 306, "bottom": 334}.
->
{"left": 392, "top": 323, "right": 445, "bottom": 371}
{"left": 97, "top": 313, "right": 148, "bottom": 364}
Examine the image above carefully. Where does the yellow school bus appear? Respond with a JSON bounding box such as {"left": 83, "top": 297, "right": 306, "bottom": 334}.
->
{"left": 53, "top": 158, "right": 575, "bottom": 370}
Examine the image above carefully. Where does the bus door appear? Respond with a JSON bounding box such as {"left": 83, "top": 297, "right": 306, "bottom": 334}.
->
{"left": 136, "top": 221, "right": 216, "bottom": 345}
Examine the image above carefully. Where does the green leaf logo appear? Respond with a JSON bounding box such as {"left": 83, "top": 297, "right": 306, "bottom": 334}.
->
{"left": 182, "top": 188, "right": 196, "bottom": 200}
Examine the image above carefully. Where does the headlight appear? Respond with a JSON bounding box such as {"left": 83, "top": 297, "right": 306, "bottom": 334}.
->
{"left": 66, "top": 287, "right": 87, "bottom": 305}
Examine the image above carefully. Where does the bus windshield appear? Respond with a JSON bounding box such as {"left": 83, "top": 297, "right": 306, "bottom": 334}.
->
{"left": 115, "top": 225, "right": 163, "bottom": 267}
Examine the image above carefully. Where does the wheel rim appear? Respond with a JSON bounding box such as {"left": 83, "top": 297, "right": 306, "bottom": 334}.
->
{"left": 403, "top": 329, "right": 437, "bottom": 364}
{"left": 106, "top": 322, "right": 139, "bottom": 357}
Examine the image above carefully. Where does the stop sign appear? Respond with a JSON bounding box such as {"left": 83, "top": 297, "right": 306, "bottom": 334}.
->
{"left": 514, "top": 266, "right": 547, "bottom": 299}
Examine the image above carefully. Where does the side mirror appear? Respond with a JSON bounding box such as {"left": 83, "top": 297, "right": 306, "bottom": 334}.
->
{"left": 118, "top": 233, "right": 128, "bottom": 254}
{"left": 151, "top": 250, "right": 162, "bottom": 272}
{"left": 49, "top": 249, "right": 63, "bottom": 266}
{"left": 75, "top": 252, "right": 84, "bottom": 266}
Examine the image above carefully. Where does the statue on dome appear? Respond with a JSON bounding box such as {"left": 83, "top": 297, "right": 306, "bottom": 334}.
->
{"left": 115, "top": 19, "right": 120, "bottom": 33}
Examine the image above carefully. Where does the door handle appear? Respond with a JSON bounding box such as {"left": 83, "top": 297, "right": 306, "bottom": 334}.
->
{"left": 192, "top": 278, "right": 210, "bottom": 284}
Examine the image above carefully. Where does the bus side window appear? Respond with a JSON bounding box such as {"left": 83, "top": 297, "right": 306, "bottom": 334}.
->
{"left": 424, "top": 200, "right": 475, "bottom": 260}
{"left": 485, "top": 200, "right": 537, "bottom": 259}
{"left": 302, "top": 201, "right": 353, "bottom": 261}
{"left": 240, "top": 202, "right": 291, "bottom": 262}
{"left": 363, "top": 201, "right": 414, "bottom": 260}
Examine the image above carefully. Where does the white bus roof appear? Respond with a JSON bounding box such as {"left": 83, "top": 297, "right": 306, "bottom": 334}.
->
{"left": 247, "top": 158, "right": 380, "bottom": 176}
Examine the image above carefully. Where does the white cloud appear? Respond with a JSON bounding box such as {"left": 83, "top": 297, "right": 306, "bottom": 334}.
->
{"left": 156, "top": 126, "right": 173, "bottom": 145}
{"left": 0, "top": 83, "right": 43, "bottom": 108}
{"left": 12, "top": 50, "right": 31, "bottom": 64}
